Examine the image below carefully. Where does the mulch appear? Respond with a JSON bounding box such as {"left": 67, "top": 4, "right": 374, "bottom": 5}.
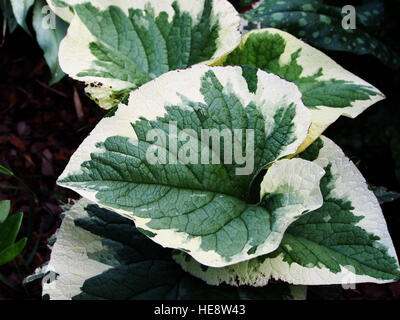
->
{"left": 0, "top": 28, "right": 105, "bottom": 299}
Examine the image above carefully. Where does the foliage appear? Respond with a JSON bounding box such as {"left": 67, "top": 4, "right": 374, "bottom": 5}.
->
{"left": 50, "top": 0, "right": 241, "bottom": 109}
{"left": 241, "top": 0, "right": 400, "bottom": 69}
{"left": 7, "top": 0, "right": 399, "bottom": 300}
{"left": 40, "top": 199, "right": 306, "bottom": 300}
{"left": 0, "top": 200, "right": 27, "bottom": 267}
{"left": 57, "top": 65, "right": 324, "bottom": 267}
{"left": 0, "top": 0, "right": 68, "bottom": 84}
{"left": 174, "top": 137, "right": 400, "bottom": 285}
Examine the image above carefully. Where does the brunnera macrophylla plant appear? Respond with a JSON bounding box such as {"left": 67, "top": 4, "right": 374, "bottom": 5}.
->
{"left": 40, "top": 0, "right": 399, "bottom": 300}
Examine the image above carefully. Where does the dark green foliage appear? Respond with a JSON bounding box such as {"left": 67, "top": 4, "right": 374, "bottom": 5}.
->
{"left": 243, "top": 0, "right": 400, "bottom": 69}
{"left": 0, "top": 200, "right": 27, "bottom": 266}
{"left": 72, "top": 204, "right": 296, "bottom": 300}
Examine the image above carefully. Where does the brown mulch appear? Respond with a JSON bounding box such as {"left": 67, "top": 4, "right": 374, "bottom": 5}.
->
{"left": 0, "top": 28, "right": 105, "bottom": 300}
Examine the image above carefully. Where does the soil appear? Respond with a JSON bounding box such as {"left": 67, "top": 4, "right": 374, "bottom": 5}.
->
{"left": 0, "top": 28, "right": 105, "bottom": 299}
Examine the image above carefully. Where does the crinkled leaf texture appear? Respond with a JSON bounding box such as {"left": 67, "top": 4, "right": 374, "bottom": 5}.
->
{"left": 57, "top": 0, "right": 241, "bottom": 109}
{"left": 241, "top": 0, "right": 400, "bottom": 69}
{"left": 173, "top": 136, "right": 400, "bottom": 286}
{"left": 42, "top": 198, "right": 306, "bottom": 300}
{"left": 214, "top": 28, "right": 384, "bottom": 153}
{"left": 57, "top": 65, "right": 324, "bottom": 267}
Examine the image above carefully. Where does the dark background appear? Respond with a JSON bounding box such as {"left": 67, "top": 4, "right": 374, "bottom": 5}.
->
{"left": 0, "top": 0, "right": 399, "bottom": 300}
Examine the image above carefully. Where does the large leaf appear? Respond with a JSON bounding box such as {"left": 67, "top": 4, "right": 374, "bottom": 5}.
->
{"left": 57, "top": 0, "right": 241, "bottom": 109}
{"left": 241, "top": 0, "right": 400, "bottom": 69}
{"left": 10, "top": 0, "right": 35, "bottom": 35}
{"left": 174, "top": 136, "right": 400, "bottom": 286}
{"left": 215, "top": 28, "right": 384, "bottom": 152}
{"left": 32, "top": 0, "right": 69, "bottom": 85}
{"left": 42, "top": 198, "right": 306, "bottom": 300}
{"left": 58, "top": 65, "right": 324, "bottom": 267}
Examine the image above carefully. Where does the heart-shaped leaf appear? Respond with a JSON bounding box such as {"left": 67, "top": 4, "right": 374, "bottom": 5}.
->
{"left": 58, "top": 65, "right": 324, "bottom": 267}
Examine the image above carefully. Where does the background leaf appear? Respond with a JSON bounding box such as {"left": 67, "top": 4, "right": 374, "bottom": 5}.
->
{"left": 10, "top": 0, "right": 35, "bottom": 35}
{"left": 0, "top": 0, "right": 19, "bottom": 34}
{"left": 0, "top": 212, "right": 24, "bottom": 252}
{"left": 32, "top": 0, "right": 68, "bottom": 85}
{"left": 0, "top": 238, "right": 27, "bottom": 266}
{"left": 371, "top": 186, "right": 400, "bottom": 204}
{"left": 242, "top": 0, "right": 400, "bottom": 69}
{"left": 0, "top": 208, "right": 27, "bottom": 267}
{"left": 0, "top": 200, "right": 10, "bottom": 224}
{"left": 58, "top": 0, "right": 241, "bottom": 109}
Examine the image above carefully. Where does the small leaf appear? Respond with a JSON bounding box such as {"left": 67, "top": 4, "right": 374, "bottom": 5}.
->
{"left": 10, "top": 0, "right": 35, "bottom": 35}
{"left": 0, "top": 200, "right": 10, "bottom": 224}
{"left": 32, "top": 0, "right": 68, "bottom": 85}
{"left": 57, "top": 0, "right": 241, "bottom": 109}
{"left": 0, "top": 165, "right": 15, "bottom": 176}
{"left": 0, "top": 237, "right": 27, "bottom": 266}
{"left": 0, "top": 212, "right": 24, "bottom": 252}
